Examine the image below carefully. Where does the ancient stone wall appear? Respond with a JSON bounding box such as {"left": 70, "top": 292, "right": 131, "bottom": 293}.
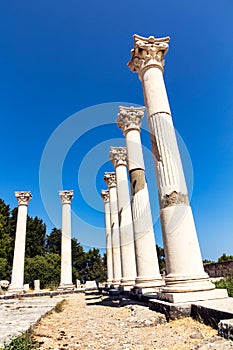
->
{"left": 204, "top": 261, "right": 233, "bottom": 277}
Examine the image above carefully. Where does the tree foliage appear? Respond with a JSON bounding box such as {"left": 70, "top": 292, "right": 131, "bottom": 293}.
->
{"left": 83, "top": 248, "right": 106, "bottom": 282}
{"left": 218, "top": 253, "right": 233, "bottom": 263}
{"left": 45, "top": 228, "right": 61, "bottom": 255}
{"left": 156, "top": 244, "right": 166, "bottom": 272}
{"left": 215, "top": 275, "right": 233, "bottom": 297}
{"left": 24, "top": 254, "right": 61, "bottom": 289}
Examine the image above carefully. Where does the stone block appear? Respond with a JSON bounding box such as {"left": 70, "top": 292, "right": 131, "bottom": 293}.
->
{"left": 192, "top": 297, "right": 233, "bottom": 329}
{"left": 158, "top": 288, "right": 228, "bottom": 303}
{"left": 85, "top": 281, "right": 97, "bottom": 290}
{"left": 0, "top": 280, "right": 9, "bottom": 289}
{"left": 76, "top": 279, "right": 81, "bottom": 289}
{"left": 149, "top": 299, "right": 191, "bottom": 321}
{"left": 34, "top": 280, "right": 40, "bottom": 291}
{"left": 218, "top": 319, "right": 233, "bottom": 340}
{"left": 23, "top": 284, "right": 30, "bottom": 292}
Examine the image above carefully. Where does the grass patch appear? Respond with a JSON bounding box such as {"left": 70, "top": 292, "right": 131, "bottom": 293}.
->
{"left": 2, "top": 333, "right": 39, "bottom": 350}
{"left": 54, "top": 299, "right": 66, "bottom": 313}
{"left": 214, "top": 275, "right": 233, "bottom": 297}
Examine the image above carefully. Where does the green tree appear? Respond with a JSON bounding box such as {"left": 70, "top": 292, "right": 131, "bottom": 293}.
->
{"left": 156, "top": 244, "right": 166, "bottom": 272}
{"left": 203, "top": 259, "right": 215, "bottom": 264}
{"left": 71, "top": 238, "right": 86, "bottom": 281}
{"left": 218, "top": 253, "right": 233, "bottom": 263}
{"left": 25, "top": 216, "right": 46, "bottom": 258}
{"left": 24, "top": 253, "right": 61, "bottom": 289}
{"left": 0, "top": 199, "right": 13, "bottom": 261}
{"left": 0, "top": 257, "right": 11, "bottom": 280}
{"left": 45, "top": 228, "right": 61, "bottom": 255}
{"left": 84, "top": 248, "right": 107, "bottom": 282}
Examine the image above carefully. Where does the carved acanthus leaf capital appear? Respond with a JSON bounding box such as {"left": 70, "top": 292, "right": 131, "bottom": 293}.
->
{"left": 117, "top": 106, "right": 145, "bottom": 135}
{"left": 59, "top": 190, "right": 74, "bottom": 205}
{"left": 109, "top": 147, "right": 127, "bottom": 168}
{"left": 104, "top": 172, "right": 116, "bottom": 188}
{"left": 101, "top": 190, "right": 110, "bottom": 203}
{"left": 128, "top": 34, "right": 170, "bottom": 76}
{"left": 161, "top": 191, "right": 189, "bottom": 209}
{"left": 15, "top": 191, "right": 32, "bottom": 206}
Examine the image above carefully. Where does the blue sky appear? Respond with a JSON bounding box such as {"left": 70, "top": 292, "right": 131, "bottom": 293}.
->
{"left": 0, "top": 0, "right": 232, "bottom": 260}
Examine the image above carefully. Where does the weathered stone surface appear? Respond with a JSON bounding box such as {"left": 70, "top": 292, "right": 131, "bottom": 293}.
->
{"left": 192, "top": 298, "right": 233, "bottom": 329}
{"left": 204, "top": 260, "right": 233, "bottom": 278}
{"left": 125, "top": 304, "right": 166, "bottom": 327}
{"left": 86, "top": 280, "right": 98, "bottom": 290}
{"left": 149, "top": 298, "right": 191, "bottom": 321}
{"left": 0, "top": 281, "right": 9, "bottom": 289}
{"left": 219, "top": 319, "right": 233, "bottom": 340}
{"left": 0, "top": 295, "right": 63, "bottom": 347}
{"left": 193, "top": 336, "right": 233, "bottom": 349}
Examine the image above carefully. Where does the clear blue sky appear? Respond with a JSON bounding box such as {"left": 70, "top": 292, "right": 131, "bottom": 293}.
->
{"left": 0, "top": 0, "right": 232, "bottom": 260}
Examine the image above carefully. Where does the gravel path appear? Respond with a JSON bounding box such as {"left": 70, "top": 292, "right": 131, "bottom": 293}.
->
{"left": 33, "top": 291, "right": 233, "bottom": 350}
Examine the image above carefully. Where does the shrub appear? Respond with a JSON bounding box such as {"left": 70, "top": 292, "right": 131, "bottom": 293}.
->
{"left": 24, "top": 254, "right": 61, "bottom": 289}
{"left": 214, "top": 275, "right": 233, "bottom": 297}
{"left": 3, "top": 333, "right": 39, "bottom": 350}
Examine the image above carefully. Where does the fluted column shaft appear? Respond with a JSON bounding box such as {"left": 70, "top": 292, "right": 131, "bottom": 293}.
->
{"left": 101, "top": 190, "right": 113, "bottom": 285}
{"left": 117, "top": 108, "right": 163, "bottom": 291}
{"left": 8, "top": 191, "right": 32, "bottom": 293}
{"left": 128, "top": 34, "right": 214, "bottom": 292}
{"left": 104, "top": 172, "right": 122, "bottom": 285}
{"left": 59, "top": 190, "right": 74, "bottom": 290}
{"left": 110, "top": 147, "right": 137, "bottom": 288}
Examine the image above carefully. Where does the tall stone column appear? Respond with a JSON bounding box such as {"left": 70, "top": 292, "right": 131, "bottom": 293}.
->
{"left": 109, "top": 147, "right": 137, "bottom": 289}
{"left": 101, "top": 190, "right": 113, "bottom": 285}
{"left": 58, "top": 190, "right": 74, "bottom": 290}
{"left": 117, "top": 108, "right": 163, "bottom": 291}
{"left": 104, "top": 172, "right": 122, "bottom": 285}
{"left": 127, "top": 34, "right": 217, "bottom": 298}
{"left": 8, "top": 191, "right": 32, "bottom": 293}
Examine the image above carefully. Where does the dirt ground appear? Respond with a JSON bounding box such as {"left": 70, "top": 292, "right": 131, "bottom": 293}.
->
{"left": 33, "top": 292, "right": 233, "bottom": 350}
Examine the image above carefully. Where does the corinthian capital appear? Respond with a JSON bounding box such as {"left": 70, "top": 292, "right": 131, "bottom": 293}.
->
{"left": 128, "top": 34, "right": 170, "bottom": 76}
{"left": 101, "top": 190, "right": 110, "bottom": 203}
{"left": 104, "top": 172, "right": 116, "bottom": 188}
{"left": 109, "top": 147, "right": 127, "bottom": 168}
{"left": 59, "top": 190, "right": 74, "bottom": 205}
{"left": 15, "top": 191, "right": 32, "bottom": 206}
{"left": 117, "top": 106, "right": 145, "bottom": 135}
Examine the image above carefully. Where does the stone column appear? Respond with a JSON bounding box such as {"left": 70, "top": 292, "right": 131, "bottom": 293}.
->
{"left": 104, "top": 172, "right": 122, "bottom": 285}
{"left": 101, "top": 189, "right": 113, "bottom": 285}
{"left": 58, "top": 190, "right": 74, "bottom": 290}
{"left": 109, "top": 147, "right": 137, "bottom": 289}
{"left": 8, "top": 191, "right": 32, "bottom": 293}
{"left": 127, "top": 34, "right": 217, "bottom": 298}
{"left": 117, "top": 108, "right": 163, "bottom": 291}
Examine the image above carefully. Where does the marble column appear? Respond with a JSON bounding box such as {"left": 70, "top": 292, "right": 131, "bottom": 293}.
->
{"left": 8, "top": 191, "right": 32, "bottom": 293}
{"left": 127, "top": 34, "right": 217, "bottom": 298}
{"left": 58, "top": 190, "right": 74, "bottom": 290}
{"left": 117, "top": 108, "right": 163, "bottom": 291}
{"left": 104, "top": 172, "right": 122, "bottom": 285}
{"left": 101, "top": 189, "right": 113, "bottom": 285}
{"left": 109, "top": 147, "right": 137, "bottom": 289}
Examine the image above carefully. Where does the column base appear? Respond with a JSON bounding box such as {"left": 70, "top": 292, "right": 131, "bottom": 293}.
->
{"left": 120, "top": 277, "right": 136, "bottom": 288}
{"left": 158, "top": 288, "right": 228, "bottom": 303}
{"left": 58, "top": 283, "right": 74, "bottom": 291}
{"left": 135, "top": 276, "right": 165, "bottom": 290}
{"left": 162, "top": 276, "right": 215, "bottom": 293}
{"left": 7, "top": 286, "right": 24, "bottom": 295}
{"left": 112, "top": 279, "right": 121, "bottom": 287}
